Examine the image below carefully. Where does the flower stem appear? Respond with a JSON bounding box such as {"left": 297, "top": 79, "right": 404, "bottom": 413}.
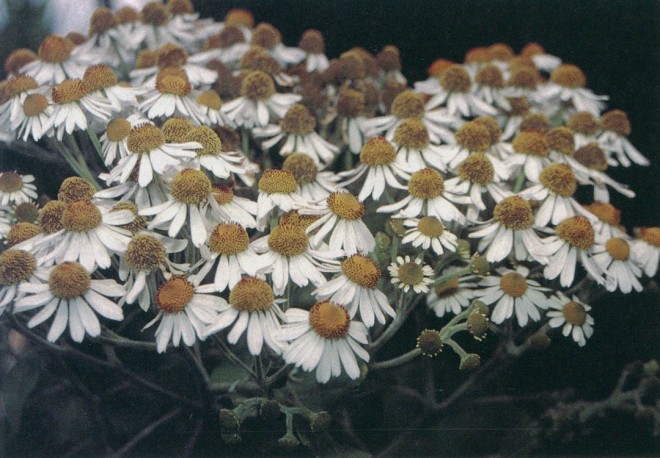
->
{"left": 371, "top": 348, "right": 422, "bottom": 370}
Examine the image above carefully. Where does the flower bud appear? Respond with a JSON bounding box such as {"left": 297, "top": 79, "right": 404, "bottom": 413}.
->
{"left": 470, "top": 253, "right": 489, "bottom": 276}
{"left": 459, "top": 353, "right": 481, "bottom": 371}
{"left": 417, "top": 329, "right": 443, "bottom": 357}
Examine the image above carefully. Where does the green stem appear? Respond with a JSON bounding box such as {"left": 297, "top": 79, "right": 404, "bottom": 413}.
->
{"left": 110, "top": 38, "right": 130, "bottom": 79}
{"left": 513, "top": 169, "right": 526, "bottom": 193}
{"left": 445, "top": 338, "right": 468, "bottom": 359}
{"left": 371, "top": 348, "right": 421, "bottom": 370}
{"left": 86, "top": 126, "right": 104, "bottom": 163}
{"left": 428, "top": 265, "right": 472, "bottom": 287}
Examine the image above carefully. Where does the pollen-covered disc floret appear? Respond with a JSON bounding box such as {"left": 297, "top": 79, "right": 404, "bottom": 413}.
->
{"left": 440, "top": 64, "right": 471, "bottom": 92}
{"left": 268, "top": 223, "right": 308, "bottom": 257}
{"left": 389, "top": 255, "right": 433, "bottom": 293}
{"left": 124, "top": 234, "right": 166, "bottom": 271}
{"left": 390, "top": 90, "right": 425, "bottom": 119}
{"left": 241, "top": 70, "right": 276, "bottom": 100}
{"left": 0, "top": 249, "right": 36, "bottom": 285}
{"left": 184, "top": 126, "right": 222, "bottom": 155}
{"left": 539, "top": 163, "right": 577, "bottom": 197}
{"left": 408, "top": 168, "right": 444, "bottom": 199}
{"left": 0, "top": 172, "right": 24, "bottom": 194}
{"left": 82, "top": 64, "right": 118, "bottom": 92}
{"left": 280, "top": 103, "right": 316, "bottom": 135}
{"left": 604, "top": 237, "right": 630, "bottom": 261}
{"left": 546, "top": 127, "right": 575, "bottom": 156}
{"left": 551, "top": 64, "right": 586, "bottom": 88}
{"left": 493, "top": 196, "right": 533, "bottom": 230}
{"left": 38, "top": 35, "right": 74, "bottom": 63}
{"left": 229, "top": 277, "right": 274, "bottom": 312}
{"left": 208, "top": 223, "right": 249, "bottom": 255}
{"left": 6, "top": 222, "right": 41, "bottom": 246}
{"left": 600, "top": 109, "right": 631, "bottom": 137}
{"left": 52, "top": 79, "right": 87, "bottom": 104}
{"left": 156, "top": 276, "right": 195, "bottom": 314}
{"left": 309, "top": 301, "right": 350, "bottom": 339}
{"left": 258, "top": 169, "right": 297, "bottom": 194}
{"left": 556, "top": 216, "right": 595, "bottom": 250}
{"left": 574, "top": 142, "right": 607, "bottom": 171}
{"left": 512, "top": 131, "right": 548, "bottom": 157}
{"left": 127, "top": 124, "right": 165, "bottom": 154}
{"left": 38, "top": 201, "right": 65, "bottom": 233}
{"left": 170, "top": 169, "right": 212, "bottom": 204}
{"left": 455, "top": 121, "right": 492, "bottom": 152}
{"left": 417, "top": 329, "right": 443, "bottom": 357}
{"left": 155, "top": 74, "right": 192, "bottom": 96}
{"left": 327, "top": 192, "right": 364, "bottom": 220}
{"left": 105, "top": 118, "right": 131, "bottom": 143}
{"left": 584, "top": 201, "right": 621, "bottom": 226}
{"left": 360, "top": 136, "right": 397, "bottom": 165}
{"left": 393, "top": 117, "right": 430, "bottom": 149}
{"left": 282, "top": 153, "right": 318, "bottom": 186}
{"left": 567, "top": 111, "right": 598, "bottom": 136}
{"left": 417, "top": 215, "right": 445, "bottom": 238}
{"left": 22, "top": 93, "right": 48, "bottom": 117}
{"left": 341, "top": 254, "right": 381, "bottom": 289}
{"left": 458, "top": 153, "right": 494, "bottom": 185}
{"left": 57, "top": 177, "right": 96, "bottom": 203}
{"left": 499, "top": 272, "right": 528, "bottom": 298}
{"left": 61, "top": 200, "right": 102, "bottom": 232}
{"left": 49, "top": 261, "right": 91, "bottom": 299}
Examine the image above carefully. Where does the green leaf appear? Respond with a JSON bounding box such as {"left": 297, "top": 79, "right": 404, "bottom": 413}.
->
{"left": 2, "top": 349, "right": 42, "bottom": 436}
{"left": 210, "top": 357, "right": 252, "bottom": 385}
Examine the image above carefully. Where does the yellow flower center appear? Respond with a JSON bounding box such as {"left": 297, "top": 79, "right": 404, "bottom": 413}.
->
{"left": 639, "top": 227, "right": 660, "bottom": 247}
{"left": 360, "top": 136, "right": 396, "bottom": 166}
{"left": 229, "top": 276, "right": 274, "bottom": 312}
{"left": 433, "top": 278, "right": 459, "bottom": 299}
{"left": 157, "top": 43, "right": 188, "bottom": 68}
{"left": 251, "top": 23, "right": 282, "bottom": 49}
{"left": 89, "top": 7, "right": 117, "bottom": 35}
{"left": 225, "top": 8, "right": 254, "bottom": 28}
{"left": 416, "top": 329, "right": 443, "bottom": 357}
{"left": 299, "top": 29, "right": 325, "bottom": 54}
{"left": 22, "top": 93, "right": 48, "bottom": 117}
{"left": 520, "top": 42, "right": 545, "bottom": 57}
{"left": 393, "top": 117, "right": 430, "bottom": 150}
{"left": 167, "top": 0, "right": 194, "bottom": 16}
{"left": 125, "top": 234, "right": 165, "bottom": 271}
{"left": 458, "top": 153, "right": 494, "bottom": 185}
{"left": 507, "top": 97, "right": 530, "bottom": 116}
{"left": 545, "top": 127, "right": 575, "bottom": 156}
{"left": 184, "top": 126, "right": 222, "bottom": 155}
{"left": 327, "top": 192, "right": 364, "bottom": 220}
{"left": 499, "top": 272, "right": 527, "bottom": 298}
{"left": 61, "top": 200, "right": 102, "bottom": 232}
{"left": 38, "top": 35, "right": 74, "bottom": 63}
{"left": 508, "top": 68, "right": 538, "bottom": 89}
{"left": 196, "top": 90, "right": 222, "bottom": 110}
{"left": 562, "top": 301, "right": 587, "bottom": 326}
{"left": 390, "top": 90, "right": 425, "bottom": 119}
{"left": 208, "top": 223, "right": 249, "bottom": 255}
{"left": 155, "top": 74, "right": 191, "bottom": 96}
{"left": 142, "top": 2, "right": 169, "bottom": 26}
{"left": 3, "top": 49, "right": 37, "bottom": 75}
{"left": 539, "top": 163, "right": 577, "bottom": 197}
{"left": 555, "top": 216, "right": 595, "bottom": 250}
{"left": 493, "top": 196, "right": 534, "bottom": 230}
{"left": 58, "top": 177, "right": 95, "bottom": 203}
{"left": 0, "top": 171, "right": 23, "bottom": 192}
{"left": 336, "top": 88, "right": 365, "bottom": 118}
{"left": 309, "top": 301, "right": 350, "bottom": 339}
{"left": 127, "top": 124, "right": 165, "bottom": 154}
{"left": 440, "top": 64, "right": 471, "bottom": 92}
{"left": 282, "top": 153, "right": 318, "bottom": 186}
{"left": 520, "top": 113, "right": 550, "bottom": 134}
{"left": 239, "top": 46, "right": 281, "bottom": 75}
{"left": 377, "top": 45, "right": 401, "bottom": 72}
{"left": 105, "top": 118, "right": 131, "bottom": 143}
{"left": 397, "top": 261, "right": 425, "bottom": 287}
{"left": 605, "top": 237, "right": 630, "bottom": 261}
{"left": 280, "top": 103, "right": 316, "bottom": 135}
{"left": 489, "top": 43, "right": 514, "bottom": 60}
{"left": 583, "top": 201, "right": 621, "bottom": 226}
{"left": 14, "top": 202, "right": 39, "bottom": 223}
{"left": 408, "top": 168, "right": 444, "bottom": 199}
{"left": 417, "top": 216, "right": 445, "bottom": 238}
{"left": 170, "top": 169, "right": 211, "bottom": 204}
{"left": 48, "top": 262, "right": 91, "bottom": 299}
{"left": 566, "top": 111, "right": 598, "bottom": 136}
{"left": 258, "top": 169, "right": 297, "bottom": 194}
{"left": 135, "top": 49, "right": 157, "bottom": 69}
{"left": 455, "top": 121, "right": 492, "bottom": 152}
{"left": 341, "top": 254, "right": 381, "bottom": 288}
{"left": 2, "top": 76, "right": 38, "bottom": 102}
{"left": 279, "top": 210, "right": 319, "bottom": 229}
{"left": 39, "top": 200, "right": 66, "bottom": 233}
{"left": 161, "top": 117, "right": 193, "bottom": 143}
{"left": 207, "top": 26, "right": 245, "bottom": 49}
{"left": 551, "top": 64, "right": 586, "bottom": 88}
{"left": 268, "top": 223, "right": 308, "bottom": 257}
{"left": 157, "top": 276, "right": 194, "bottom": 314}
{"left": 240, "top": 70, "right": 275, "bottom": 100}
{"left": 83, "top": 64, "right": 118, "bottom": 92}
{"left": 574, "top": 142, "right": 608, "bottom": 171}
{"left": 52, "top": 79, "right": 88, "bottom": 104}
{"left": 475, "top": 64, "right": 504, "bottom": 88}
{"left": 512, "top": 131, "right": 548, "bottom": 157}
{"left": 6, "top": 222, "right": 41, "bottom": 246}
{"left": 600, "top": 109, "right": 631, "bottom": 137}
{"left": 473, "top": 116, "right": 502, "bottom": 145}
{"left": 116, "top": 7, "right": 140, "bottom": 24}
{"left": 0, "top": 249, "right": 36, "bottom": 286}
{"left": 211, "top": 185, "right": 234, "bottom": 205}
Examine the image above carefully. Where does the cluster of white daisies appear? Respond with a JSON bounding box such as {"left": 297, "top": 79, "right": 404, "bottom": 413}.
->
{"left": 0, "top": 1, "right": 657, "bottom": 384}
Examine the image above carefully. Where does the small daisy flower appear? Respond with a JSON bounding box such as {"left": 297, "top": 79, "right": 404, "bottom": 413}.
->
{"left": 378, "top": 168, "right": 470, "bottom": 225}
{"left": 20, "top": 35, "right": 86, "bottom": 85}
{"left": 437, "top": 120, "right": 502, "bottom": 170}
{"left": 15, "top": 261, "right": 124, "bottom": 343}
{"left": 79, "top": 7, "right": 138, "bottom": 69}
{"left": 82, "top": 64, "right": 145, "bottom": 113}
{"left": 139, "top": 3, "right": 196, "bottom": 50}
{"left": 196, "top": 25, "right": 250, "bottom": 66}
{"left": 50, "top": 78, "right": 114, "bottom": 140}
{"left": 520, "top": 42, "right": 562, "bottom": 72}
{"left": 303, "top": 191, "right": 375, "bottom": 256}
{"left": 203, "top": 276, "right": 285, "bottom": 355}
{"left": 338, "top": 137, "right": 410, "bottom": 203}
{"left": 99, "top": 117, "right": 133, "bottom": 167}
{"left": 144, "top": 274, "right": 226, "bottom": 353}
{"left": 0, "top": 172, "right": 38, "bottom": 206}
{"left": 503, "top": 66, "right": 540, "bottom": 101}
{"left": 572, "top": 142, "right": 635, "bottom": 202}
{"left": 0, "top": 249, "right": 39, "bottom": 311}
{"left": 222, "top": 70, "right": 301, "bottom": 128}
{"left": 582, "top": 201, "right": 626, "bottom": 242}
{"left": 197, "top": 223, "right": 266, "bottom": 293}
{"left": 143, "top": 44, "right": 218, "bottom": 87}
{"left": 597, "top": 109, "right": 649, "bottom": 167}
{"left": 194, "top": 89, "right": 234, "bottom": 127}
{"left": 377, "top": 45, "right": 407, "bottom": 84}
{"left": 391, "top": 118, "right": 447, "bottom": 172}
{"left": 183, "top": 126, "right": 249, "bottom": 181}
{"left": 334, "top": 87, "right": 369, "bottom": 154}
{"left": 426, "top": 271, "right": 479, "bottom": 318}
{"left": 138, "top": 71, "right": 206, "bottom": 124}
{"left": 299, "top": 29, "right": 329, "bottom": 72}
{"left": 473, "top": 64, "right": 511, "bottom": 111}
{"left": 278, "top": 301, "right": 370, "bottom": 383}
{"left": 545, "top": 126, "right": 576, "bottom": 164}
{"left": 14, "top": 93, "right": 54, "bottom": 142}
{"left": 476, "top": 116, "right": 514, "bottom": 161}
{"left": 506, "top": 131, "right": 552, "bottom": 183}
{"left": 208, "top": 184, "right": 258, "bottom": 229}
{"left": 255, "top": 169, "right": 303, "bottom": 231}
{"left": 388, "top": 255, "right": 434, "bottom": 294}
{"left": 252, "top": 103, "right": 338, "bottom": 166}
{"left": 251, "top": 22, "right": 305, "bottom": 67}
{"left": 499, "top": 96, "right": 530, "bottom": 140}
{"left": 402, "top": 216, "right": 458, "bottom": 255}
{"left": 592, "top": 236, "right": 643, "bottom": 293}
{"left": 475, "top": 265, "right": 551, "bottom": 327}
{"left": 314, "top": 254, "right": 395, "bottom": 327}
{"left": 0, "top": 75, "right": 41, "bottom": 135}
{"left": 539, "top": 64, "right": 608, "bottom": 116}
{"left": 632, "top": 227, "right": 660, "bottom": 277}
{"left": 546, "top": 293, "right": 594, "bottom": 347}
{"left": 282, "top": 153, "right": 339, "bottom": 203}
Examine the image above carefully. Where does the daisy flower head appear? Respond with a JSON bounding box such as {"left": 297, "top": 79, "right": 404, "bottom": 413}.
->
{"left": 50, "top": 78, "right": 114, "bottom": 140}
{"left": 279, "top": 301, "right": 369, "bottom": 383}
{"left": 437, "top": 119, "right": 495, "bottom": 169}
{"left": 632, "top": 227, "right": 660, "bottom": 277}
{"left": 299, "top": 29, "right": 329, "bottom": 72}
{"left": 506, "top": 131, "right": 552, "bottom": 183}
{"left": 138, "top": 69, "right": 206, "bottom": 124}
{"left": 208, "top": 184, "right": 258, "bottom": 229}
{"left": 222, "top": 70, "right": 301, "bottom": 128}
{"left": 139, "top": 2, "right": 196, "bottom": 50}
{"left": 182, "top": 125, "right": 249, "bottom": 180}
{"left": 281, "top": 153, "right": 339, "bottom": 203}
{"left": 20, "top": 35, "right": 86, "bottom": 85}
{"left": 255, "top": 169, "right": 301, "bottom": 231}
{"left": 194, "top": 89, "right": 234, "bottom": 127}
{"left": 82, "top": 64, "right": 145, "bottom": 113}
{"left": 0, "top": 248, "right": 39, "bottom": 311}
{"left": 597, "top": 109, "right": 649, "bottom": 167}
{"left": 99, "top": 116, "right": 146, "bottom": 167}
{"left": 15, "top": 261, "right": 124, "bottom": 343}
{"left": 475, "top": 265, "right": 551, "bottom": 327}
{"left": 474, "top": 64, "right": 512, "bottom": 111}
{"left": 582, "top": 201, "right": 625, "bottom": 242}
{"left": 520, "top": 42, "right": 562, "bottom": 72}
{"left": 251, "top": 22, "right": 305, "bottom": 67}
{"left": 303, "top": 191, "right": 376, "bottom": 256}
{"left": 338, "top": 136, "right": 410, "bottom": 203}
{"left": 426, "top": 270, "right": 479, "bottom": 318}
{"left": 546, "top": 293, "right": 594, "bottom": 347}
{"left": 503, "top": 66, "right": 540, "bottom": 100}
{"left": 572, "top": 142, "right": 635, "bottom": 202}
{"left": 253, "top": 103, "right": 339, "bottom": 166}
{"left": 0, "top": 75, "right": 41, "bottom": 135}
{"left": 402, "top": 216, "right": 458, "bottom": 255}
{"left": 0, "top": 172, "right": 37, "bottom": 206}
{"left": 204, "top": 276, "right": 285, "bottom": 355}
{"left": 391, "top": 117, "right": 446, "bottom": 172}
{"left": 545, "top": 126, "right": 576, "bottom": 163}
{"left": 314, "top": 253, "right": 395, "bottom": 327}
{"left": 388, "top": 255, "right": 434, "bottom": 294}
{"left": 377, "top": 167, "right": 470, "bottom": 225}
{"left": 540, "top": 64, "right": 608, "bottom": 117}
{"left": 144, "top": 274, "right": 226, "bottom": 353}
{"left": 592, "top": 236, "right": 643, "bottom": 293}
{"left": 335, "top": 87, "right": 369, "bottom": 154}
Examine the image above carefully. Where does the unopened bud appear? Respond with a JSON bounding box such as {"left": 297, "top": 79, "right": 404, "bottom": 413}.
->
{"left": 459, "top": 353, "right": 481, "bottom": 371}
{"left": 456, "top": 239, "right": 471, "bottom": 260}
{"left": 219, "top": 409, "right": 240, "bottom": 432}
{"left": 386, "top": 218, "right": 406, "bottom": 237}
{"left": 278, "top": 433, "right": 300, "bottom": 449}
{"left": 467, "top": 310, "right": 489, "bottom": 340}
{"left": 471, "top": 300, "right": 489, "bottom": 316}
{"left": 530, "top": 332, "right": 551, "bottom": 350}
{"left": 470, "top": 253, "right": 489, "bottom": 276}
{"left": 417, "top": 329, "right": 443, "bottom": 357}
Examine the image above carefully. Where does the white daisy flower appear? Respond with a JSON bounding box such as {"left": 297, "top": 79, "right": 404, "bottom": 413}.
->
{"left": 0, "top": 75, "right": 42, "bottom": 135}
{"left": 388, "top": 255, "right": 433, "bottom": 294}
{"left": 572, "top": 142, "right": 635, "bottom": 203}
{"left": 0, "top": 172, "right": 38, "bottom": 206}
{"left": 138, "top": 71, "right": 206, "bottom": 125}
{"left": 278, "top": 301, "right": 370, "bottom": 383}
{"left": 582, "top": 201, "right": 626, "bottom": 243}
{"left": 82, "top": 64, "right": 146, "bottom": 113}
{"left": 475, "top": 265, "right": 551, "bottom": 327}
{"left": 503, "top": 66, "right": 540, "bottom": 101}
{"left": 20, "top": 35, "right": 87, "bottom": 85}
{"left": 282, "top": 153, "right": 339, "bottom": 203}
{"left": 194, "top": 89, "right": 235, "bottom": 127}
{"left": 520, "top": 42, "right": 562, "bottom": 72}
{"left": 207, "top": 184, "right": 258, "bottom": 229}
{"left": 391, "top": 118, "right": 447, "bottom": 172}
{"left": 597, "top": 109, "right": 649, "bottom": 167}
{"left": 78, "top": 7, "right": 139, "bottom": 69}
{"left": 505, "top": 131, "right": 553, "bottom": 183}
{"left": 437, "top": 120, "right": 507, "bottom": 171}
{"left": 302, "top": 191, "right": 376, "bottom": 256}
{"left": 473, "top": 64, "right": 511, "bottom": 111}
{"left": 50, "top": 78, "right": 114, "bottom": 140}
{"left": 592, "top": 236, "right": 643, "bottom": 293}
{"left": 0, "top": 249, "right": 40, "bottom": 312}
{"left": 426, "top": 270, "right": 479, "bottom": 318}
{"left": 144, "top": 274, "right": 226, "bottom": 354}
{"left": 335, "top": 87, "right": 369, "bottom": 154}
{"left": 132, "top": 44, "right": 218, "bottom": 88}
{"left": 251, "top": 22, "right": 305, "bottom": 67}
{"left": 15, "top": 261, "right": 124, "bottom": 343}
{"left": 99, "top": 117, "right": 134, "bottom": 167}
{"left": 193, "top": 26, "right": 250, "bottom": 66}
{"left": 538, "top": 64, "right": 608, "bottom": 117}
{"left": 298, "top": 29, "right": 329, "bottom": 72}
{"left": 139, "top": 3, "right": 196, "bottom": 51}
{"left": 402, "top": 216, "right": 458, "bottom": 255}
{"left": 255, "top": 169, "right": 303, "bottom": 231}
{"left": 203, "top": 276, "right": 285, "bottom": 355}
{"left": 182, "top": 126, "right": 250, "bottom": 181}
{"left": 632, "top": 227, "right": 660, "bottom": 277}
{"left": 14, "top": 93, "right": 54, "bottom": 142}
{"left": 314, "top": 254, "right": 395, "bottom": 327}
{"left": 546, "top": 293, "right": 594, "bottom": 347}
